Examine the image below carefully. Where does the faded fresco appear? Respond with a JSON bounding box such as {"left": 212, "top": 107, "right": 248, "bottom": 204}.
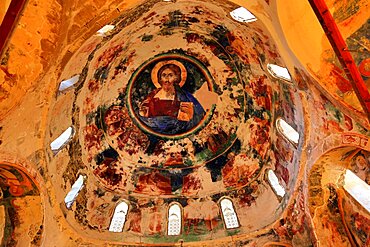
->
{"left": 307, "top": 146, "right": 370, "bottom": 247}
{"left": 348, "top": 150, "right": 370, "bottom": 184}
{"left": 314, "top": 0, "right": 369, "bottom": 113}
{"left": 53, "top": 0, "right": 305, "bottom": 244}
{"left": 341, "top": 190, "right": 370, "bottom": 247}
{"left": 0, "top": 164, "right": 43, "bottom": 246}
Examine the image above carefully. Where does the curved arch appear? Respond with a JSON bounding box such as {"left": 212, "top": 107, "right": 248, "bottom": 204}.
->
{"left": 308, "top": 145, "right": 370, "bottom": 246}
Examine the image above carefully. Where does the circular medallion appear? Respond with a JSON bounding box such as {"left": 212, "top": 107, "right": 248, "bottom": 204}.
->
{"left": 127, "top": 54, "right": 216, "bottom": 138}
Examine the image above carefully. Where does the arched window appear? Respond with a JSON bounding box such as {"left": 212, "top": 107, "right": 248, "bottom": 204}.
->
{"left": 50, "top": 126, "right": 74, "bottom": 154}
{"left": 58, "top": 75, "right": 80, "bottom": 91}
{"left": 96, "top": 25, "right": 115, "bottom": 36}
{"left": 276, "top": 118, "right": 299, "bottom": 146}
{"left": 220, "top": 198, "right": 239, "bottom": 229}
{"left": 268, "top": 170, "right": 286, "bottom": 198}
{"left": 343, "top": 169, "right": 370, "bottom": 212}
{"left": 109, "top": 201, "right": 129, "bottom": 232}
{"left": 64, "top": 174, "right": 86, "bottom": 209}
{"left": 167, "top": 203, "right": 182, "bottom": 236}
{"left": 230, "top": 7, "right": 257, "bottom": 23}
{"left": 267, "top": 64, "right": 292, "bottom": 82}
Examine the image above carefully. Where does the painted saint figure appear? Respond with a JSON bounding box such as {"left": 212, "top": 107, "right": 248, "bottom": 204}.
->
{"left": 138, "top": 60, "right": 205, "bottom": 135}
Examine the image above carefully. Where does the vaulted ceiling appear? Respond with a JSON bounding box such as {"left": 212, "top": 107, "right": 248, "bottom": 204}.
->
{"left": 0, "top": 0, "right": 369, "bottom": 246}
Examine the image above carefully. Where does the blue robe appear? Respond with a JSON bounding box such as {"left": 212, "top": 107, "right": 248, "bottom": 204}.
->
{"left": 139, "top": 86, "right": 205, "bottom": 135}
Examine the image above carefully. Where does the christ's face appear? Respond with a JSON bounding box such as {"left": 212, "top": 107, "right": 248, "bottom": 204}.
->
{"left": 159, "top": 68, "right": 178, "bottom": 92}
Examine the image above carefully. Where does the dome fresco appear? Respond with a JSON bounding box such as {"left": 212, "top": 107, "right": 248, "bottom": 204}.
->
{"left": 1, "top": 0, "right": 369, "bottom": 246}
{"left": 50, "top": 0, "right": 304, "bottom": 243}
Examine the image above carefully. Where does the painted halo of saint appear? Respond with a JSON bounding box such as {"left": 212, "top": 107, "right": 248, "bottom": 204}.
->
{"left": 137, "top": 59, "right": 205, "bottom": 135}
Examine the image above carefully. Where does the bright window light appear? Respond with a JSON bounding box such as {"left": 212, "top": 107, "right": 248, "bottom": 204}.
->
{"left": 64, "top": 174, "right": 86, "bottom": 209}
{"left": 344, "top": 169, "right": 370, "bottom": 212}
{"left": 58, "top": 75, "right": 80, "bottom": 91}
{"left": 167, "top": 204, "right": 181, "bottom": 236}
{"left": 50, "top": 127, "right": 74, "bottom": 153}
{"left": 109, "top": 201, "right": 129, "bottom": 232}
{"left": 230, "top": 7, "right": 257, "bottom": 23}
{"left": 220, "top": 198, "right": 239, "bottom": 229}
{"left": 276, "top": 118, "right": 299, "bottom": 145}
{"left": 96, "top": 25, "right": 115, "bottom": 36}
{"left": 268, "top": 170, "right": 286, "bottom": 198}
{"left": 267, "top": 64, "right": 292, "bottom": 82}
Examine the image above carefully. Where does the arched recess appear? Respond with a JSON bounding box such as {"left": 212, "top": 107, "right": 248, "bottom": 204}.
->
{"left": 167, "top": 203, "right": 182, "bottom": 236}
{"left": 308, "top": 145, "right": 370, "bottom": 247}
{"left": 0, "top": 162, "right": 44, "bottom": 246}
{"left": 109, "top": 201, "right": 129, "bottom": 232}
{"left": 219, "top": 197, "right": 240, "bottom": 229}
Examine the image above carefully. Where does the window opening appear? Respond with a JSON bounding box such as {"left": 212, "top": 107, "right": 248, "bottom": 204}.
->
{"left": 64, "top": 174, "right": 86, "bottom": 209}
{"left": 220, "top": 198, "right": 239, "bottom": 229}
{"left": 267, "top": 64, "right": 292, "bottom": 82}
{"left": 230, "top": 7, "right": 257, "bottom": 23}
{"left": 50, "top": 126, "right": 74, "bottom": 154}
{"left": 276, "top": 118, "right": 299, "bottom": 146}
{"left": 167, "top": 204, "right": 182, "bottom": 236}
{"left": 96, "top": 25, "right": 115, "bottom": 36}
{"left": 58, "top": 75, "right": 80, "bottom": 91}
{"left": 109, "top": 201, "right": 129, "bottom": 232}
{"left": 344, "top": 169, "right": 370, "bottom": 212}
{"left": 268, "top": 170, "right": 286, "bottom": 198}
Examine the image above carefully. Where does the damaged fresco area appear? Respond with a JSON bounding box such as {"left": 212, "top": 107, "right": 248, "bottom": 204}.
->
{"left": 273, "top": 184, "right": 313, "bottom": 246}
{"left": 308, "top": 146, "right": 370, "bottom": 247}
{"left": 0, "top": 164, "right": 43, "bottom": 246}
{"left": 78, "top": 3, "right": 282, "bottom": 197}
{"left": 50, "top": 0, "right": 305, "bottom": 244}
{"left": 341, "top": 189, "right": 370, "bottom": 247}
{"left": 347, "top": 149, "right": 370, "bottom": 185}
{"left": 313, "top": 0, "right": 369, "bottom": 114}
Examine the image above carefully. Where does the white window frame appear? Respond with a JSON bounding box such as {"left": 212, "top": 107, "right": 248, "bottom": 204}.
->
{"left": 267, "top": 170, "right": 286, "bottom": 198}
{"left": 64, "top": 174, "right": 86, "bottom": 209}
{"left": 50, "top": 126, "right": 74, "bottom": 154}
{"left": 109, "top": 201, "right": 129, "bottom": 232}
{"left": 58, "top": 75, "right": 80, "bottom": 92}
{"left": 219, "top": 198, "right": 240, "bottom": 229}
{"left": 167, "top": 203, "right": 182, "bottom": 236}
{"left": 96, "top": 25, "right": 115, "bottom": 36}
{"left": 230, "top": 7, "right": 257, "bottom": 23}
{"left": 276, "top": 118, "right": 299, "bottom": 147}
{"left": 343, "top": 169, "right": 370, "bottom": 213}
{"left": 267, "top": 64, "right": 292, "bottom": 82}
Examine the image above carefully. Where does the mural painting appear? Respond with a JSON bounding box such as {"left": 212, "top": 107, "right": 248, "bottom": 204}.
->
{"left": 58, "top": 0, "right": 304, "bottom": 244}
{"left": 315, "top": 2, "right": 369, "bottom": 113}
{"left": 348, "top": 150, "right": 370, "bottom": 184}
{"left": 309, "top": 179, "right": 352, "bottom": 246}
{"left": 273, "top": 184, "right": 312, "bottom": 245}
{"left": 340, "top": 188, "right": 370, "bottom": 247}
{"left": 129, "top": 59, "right": 208, "bottom": 136}
{"left": 0, "top": 164, "right": 43, "bottom": 246}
